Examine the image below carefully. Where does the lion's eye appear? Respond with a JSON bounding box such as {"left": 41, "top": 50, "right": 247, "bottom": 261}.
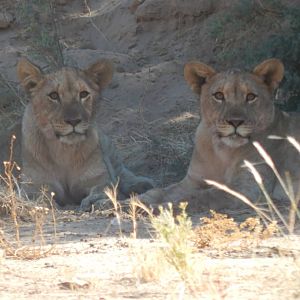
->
{"left": 213, "top": 92, "right": 225, "bottom": 102}
{"left": 48, "top": 92, "right": 60, "bottom": 102}
{"left": 246, "top": 93, "right": 257, "bottom": 103}
{"left": 80, "top": 91, "right": 90, "bottom": 99}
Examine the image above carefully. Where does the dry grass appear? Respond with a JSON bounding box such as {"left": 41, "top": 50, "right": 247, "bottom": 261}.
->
{"left": 129, "top": 137, "right": 300, "bottom": 298}
{"left": 0, "top": 136, "right": 57, "bottom": 260}
{"left": 133, "top": 248, "right": 172, "bottom": 284}
{"left": 206, "top": 137, "right": 300, "bottom": 235}
{"left": 104, "top": 182, "right": 123, "bottom": 235}
{"left": 131, "top": 202, "right": 297, "bottom": 298}
{"left": 150, "top": 203, "right": 195, "bottom": 282}
{"left": 100, "top": 191, "right": 198, "bottom": 289}
{"left": 194, "top": 210, "right": 278, "bottom": 249}
{"left": 130, "top": 201, "right": 204, "bottom": 295}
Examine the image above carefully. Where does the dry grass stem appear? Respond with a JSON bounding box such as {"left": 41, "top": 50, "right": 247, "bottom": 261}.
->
{"left": 208, "top": 139, "right": 299, "bottom": 235}
{"left": 104, "top": 182, "right": 122, "bottom": 235}
{"left": 128, "top": 197, "right": 138, "bottom": 239}
{"left": 205, "top": 179, "right": 271, "bottom": 223}
{"left": 287, "top": 136, "right": 300, "bottom": 153}
{"left": 2, "top": 135, "right": 21, "bottom": 244}
{"left": 49, "top": 192, "right": 57, "bottom": 241}
{"left": 244, "top": 159, "right": 289, "bottom": 231}
{"left": 253, "top": 141, "right": 291, "bottom": 199}
{"left": 129, "top": 196, "right": 154, "bottom": 218}
{"left": 151, "top": 203, "right": 196, "bottom": 283}
{"left": 253, "top": 141, "right": 300, "bottom": 233}
{"left": 0, "top": 136, "right": 57, "bottom": 259}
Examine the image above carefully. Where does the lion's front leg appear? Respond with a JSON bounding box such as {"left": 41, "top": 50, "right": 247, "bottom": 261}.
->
{"left": 186, "top": 188, "right": 248, "bottom": 212}
{"left": 136, "top": 184, "right": 255, "bottom": 213}
{"left": 79, "top": 185, "right": 110, "bottom": 211}
{"left": 187, "top": 164, "right": 277, "bottom": 212}
{"left": 133, "top": 179, "right": 197, "bottom": 211}
{"left": 119, "top": 168, "right": 155, "bottom": 197}
{"left": 134, "top": 164, "right": 277, "bottom": 213}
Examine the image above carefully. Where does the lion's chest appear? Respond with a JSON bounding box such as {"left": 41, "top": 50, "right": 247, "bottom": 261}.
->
{"left": 187, "top": 126, "right": 241, "bottom": 184}
{"left": 23, "top": 135, "right": 111, "bottom": 205}
{"left": 48, "top": 147, "right": 110, "bottom": 204}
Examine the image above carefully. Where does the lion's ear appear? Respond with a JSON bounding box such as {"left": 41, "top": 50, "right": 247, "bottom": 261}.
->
{"left": 17, "top": 58, "right": 43, "bottom": 93}
{"left": 184, "top": 61, "right": 216, "bottom": 94}
{"left": 86, "top": 60, "right": 113, "bottom": 89}
{"left": 253, "top": 59, "right": 284, "bottom": 90}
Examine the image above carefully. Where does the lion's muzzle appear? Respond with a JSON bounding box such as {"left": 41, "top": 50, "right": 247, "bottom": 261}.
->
{"left": 216, "top": 119, "right": 253, "bottom": 147}
{"left": 53, "top": 120, "right": 89, "bottom": 144}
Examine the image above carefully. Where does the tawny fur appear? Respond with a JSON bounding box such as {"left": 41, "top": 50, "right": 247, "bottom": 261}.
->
{"left": 137, "top": 59, "right": 300, "bottom": 211}
{"left": 17, "top": 58, "right": 153, "bottom": 207}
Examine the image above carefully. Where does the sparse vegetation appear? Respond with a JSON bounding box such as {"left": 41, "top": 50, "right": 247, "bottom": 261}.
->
{"left": 207, "top": 138, "right": 300, "bottom": 236}
{"left": 131, "top": 137, "right": 300, "bottom": 297}
{"left": 0, "top": 136, "right": 57, "bottom": 259}
{"left": 150, "top": 202, "right": 195, "bottom": 282}
{"left": 194, "top": 210, "right": 278, "bottom": 249}
{"left": 16, "top": 0, "right": 64, "bottom": 69}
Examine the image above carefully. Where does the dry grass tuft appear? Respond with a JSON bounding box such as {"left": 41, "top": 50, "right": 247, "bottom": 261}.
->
{"left": 194, "top": 210, "right": 278, "bottom": 249}
{"left": 103, "top": 182, "right": 125, "bottom": 236}
{"left": 0, "top": 136, "right": 33, "bottom": 221}
{"left": 150, "top": 202, "right": 195, "bottom": 282}
{"left": 0, "top": 231, "right": 55, "bottom": 260}
{"left": 0, "top": 136, "right": 57, "bottom": 259}
{"left": 133, "top": 201, "right": 203, "bottom": 293}
{"left": 133, "top": 249, "right": 172, "bottom": 283}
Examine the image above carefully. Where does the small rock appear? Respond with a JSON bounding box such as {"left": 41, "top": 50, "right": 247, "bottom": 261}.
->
{"left": 0, "top": 12, "right": 14, "bottom": 29}
{"left": 59, "top": 279, "right": 90, "bottom": 290}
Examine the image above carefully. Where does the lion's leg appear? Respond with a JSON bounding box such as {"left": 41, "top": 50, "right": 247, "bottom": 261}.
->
{"left": 119, "top": 167, "right": 154, "bottom": 197}
{"left": 79, "top": 184, "right": 109, "bottom": 211}
{"left": 186, "top": 164, "right": 278, "bottom": 212}
{"left": 135, "top": 178, "right": 197, "bottom": 208}
{"left": 134, "top": 164, "right": 278, "bottom": 213}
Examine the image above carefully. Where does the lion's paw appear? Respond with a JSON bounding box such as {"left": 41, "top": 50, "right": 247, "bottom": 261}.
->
{"left": 126, "top": 177, "right": 154, "bottom": 195}
{"left": 79, "top": 194, "right": 108, "bottom": 212}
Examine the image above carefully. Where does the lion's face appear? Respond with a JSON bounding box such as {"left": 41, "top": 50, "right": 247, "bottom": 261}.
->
{"left": 184, "top": 59, "right": 284, "bottom": 148}
{"left": 199, "top": 71, "right": 277, "bottom": 147}
{"left": 17, "top": 59, "right": 113, "bottom": 145}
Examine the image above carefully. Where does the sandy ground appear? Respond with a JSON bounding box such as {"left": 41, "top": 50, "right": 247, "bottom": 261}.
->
{"left": 0, "top": 1, "right": 300, "bottom": 299}
{"left": 1, "top": 211, "right": 300, "bottom": 299}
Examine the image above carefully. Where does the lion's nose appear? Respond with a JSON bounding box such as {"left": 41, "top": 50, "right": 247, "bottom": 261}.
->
{"left": 65, "top": 119, "right": 82, "bottom": 127}
{"left": 227, "top": 119, "right": 244, "bottom": 128}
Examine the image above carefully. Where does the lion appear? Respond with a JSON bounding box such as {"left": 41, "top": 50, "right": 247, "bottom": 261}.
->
{"left": 129, "top": 58, "right": 300, "bottom": 211}
{"left": 17, "top": 58, "right": 154, "bottom": 208}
